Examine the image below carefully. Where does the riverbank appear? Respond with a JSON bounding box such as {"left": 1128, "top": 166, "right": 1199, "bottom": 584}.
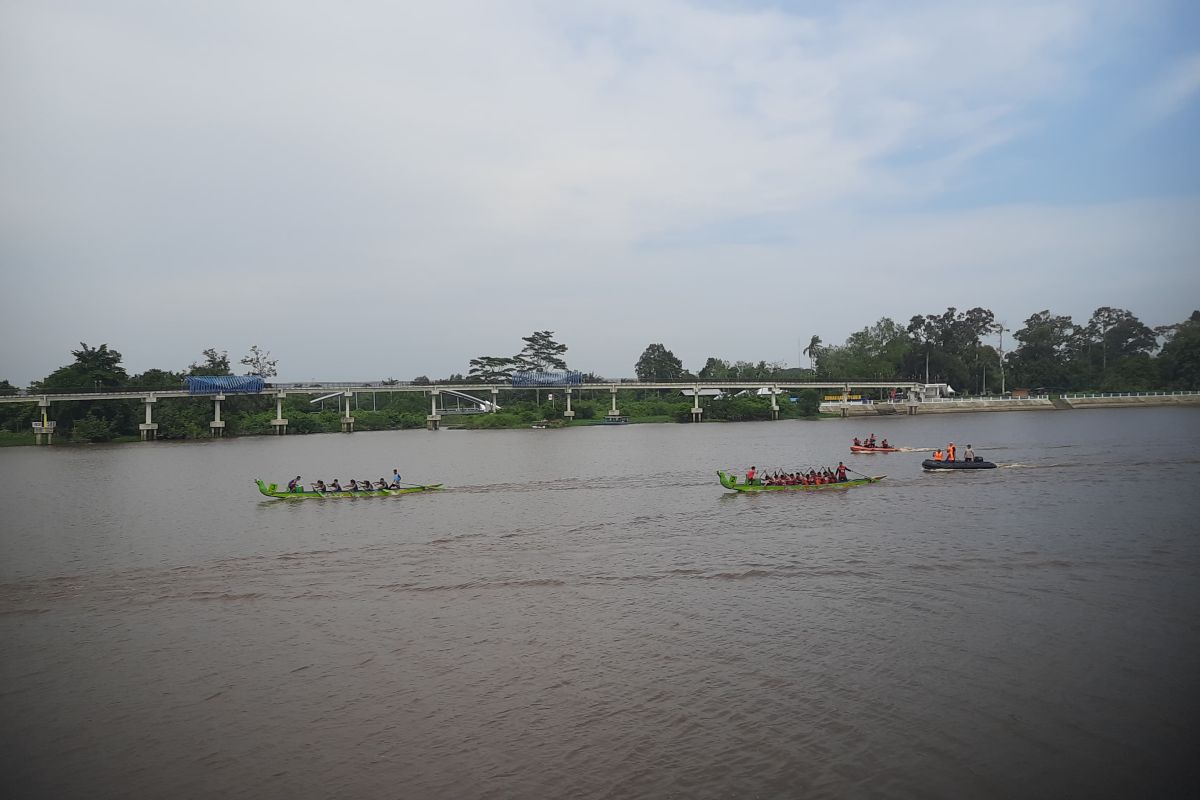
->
{"left": 5, "top": 392, "right": 1197, "bottom": 445}
{"left": 824, "top": 392, "right": 1200, "bottom": 416}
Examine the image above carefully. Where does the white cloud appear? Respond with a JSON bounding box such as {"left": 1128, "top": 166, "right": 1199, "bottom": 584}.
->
{"left": 1136, "top": 51, "right": 1200, "bottom": 127}
{"left": 0, "top": 0, "right": 1194, "bottom": 384}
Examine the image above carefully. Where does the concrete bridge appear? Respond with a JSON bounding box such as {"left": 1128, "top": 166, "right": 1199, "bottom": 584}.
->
{"left": 1, "top": 380, "right": 923, "bottom": 443}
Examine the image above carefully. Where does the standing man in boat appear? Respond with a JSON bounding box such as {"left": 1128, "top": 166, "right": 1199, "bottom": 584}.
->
{"left": 836, "top": 462, "right": 848, "bottom": 482}
{"left": 746, "top": 466, "right": 757, "bottom": 486}
{"left": 287, "top": 475, "right": 302, "bottom": 493}
{"left": 946, "top": 442, "right": 957, "bottom": 462}
{"left": 391, "top": 469, "right": 403, "bottom": 487}
{"left": 963, "top": 444, "right": 975, "bottom": 461}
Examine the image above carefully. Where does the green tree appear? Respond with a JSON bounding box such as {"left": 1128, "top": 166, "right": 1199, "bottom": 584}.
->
{"left": 1008, "top": 310, "right": 1076, "bottom": 389}
{"left": 130, "top": 369, "right": 183, "bottom": 390}
{"left": 188, "top": 348, "right": 232, "bottom": 376}
{"left": 817, "top": 318, "right": 910, "bottom": 383}
{"left": 1077, "top": 307, "right": 1156, "bottom": 385}
{"left": 697, "top": 357, "right": 733, "bottom": 381}
{"left": 240, "top": 345, "right": 278, "bottom": 378}
{"left": 902, "top": 308, "right": 999, "bottom": 391}
{"left": 0, "top": 379, "right": 17, "bottom": 396}
{"left": 468, "top": 356, "right": 517, "bottom": 383}
{"left": 34, "top": 343, "right": 129, "bottom": 391}
{"left": 803, "top": 335, "right": 822, "bottom": 370}
{"left": 794, "top": 388, "right": 821, "bottom": 416}
{"left": 71, "top": 412, "right": 115, "bottom": 442}
{"left": 513, "top": 331, "right": 568, "bottom": 372}
{"left": 635, "top": 344, "right": 685, "bottom": 381}
{"left": 1158, "top": 310, "right": 1200, "bottom": 389}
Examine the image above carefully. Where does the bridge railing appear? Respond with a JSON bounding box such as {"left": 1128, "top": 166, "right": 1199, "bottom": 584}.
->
{"left": 1061, "top": 390, "right": 1200, "bottom": 399}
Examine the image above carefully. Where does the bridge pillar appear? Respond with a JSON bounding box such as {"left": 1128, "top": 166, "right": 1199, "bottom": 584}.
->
{"left": 691, "top": 387, "right": 703, "bottom": 422}
{"left": 33, "top": 399, "right": 55, "bottom": 444}
{"left": 841, "top": 384, "right": 850, "bottom": 418}
{"left": 563, "top": 389, "right": 574, "bottom": 420}
{"left": 140, "top": 395, "right": 159, "bottom": 441}
{"left": 211, "top": 394, "right": 226, "bottom": 437}
{"left": 771, "top": 385, "right": 780, "bottom": 419}
{"left": 271, "top": 392, "right": 288, "bottom": 435}
{"left": 341, "top": 392, "right": 354, "bottom": 432}
{"left": 427, "top": 391, "right": 441, "bottom": 430}
{"left": 490, "top": 388, "right": 499, "bottom": 413}
{"left": 606, "top": 387, "right": 621, "bottom": 419}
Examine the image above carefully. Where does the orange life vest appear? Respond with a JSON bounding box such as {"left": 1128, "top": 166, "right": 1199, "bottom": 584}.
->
{"left": 933, "top": 450, "right": 944, "bottom": 461}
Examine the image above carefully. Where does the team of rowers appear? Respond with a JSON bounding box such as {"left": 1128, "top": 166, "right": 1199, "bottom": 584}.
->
{"left": 287, "top": 469, "right": 405, "bottom": 493}
{"left": 745, "top": 463, "right": 850, "bottom": 486}
{"left": 852, "top": 434, "right": 890, "bottom": 448}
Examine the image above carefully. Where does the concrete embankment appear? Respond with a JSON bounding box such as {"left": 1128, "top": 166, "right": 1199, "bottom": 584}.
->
{"left": 828, "top": 394, "right": 1199, "bottom": 416}
{"left": 1058, "top": 394, "right": 1200, "bottom": 409}
{"left": 830, "top": 399, "right": 1054, "bottom": 416}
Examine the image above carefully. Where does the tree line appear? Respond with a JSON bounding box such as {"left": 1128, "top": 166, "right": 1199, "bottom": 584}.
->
{"left": 1, "top": 309, "right": 1197, "bottom": 442}
{"left": 631, "top": 307, "right": 1200, "bottom": 393}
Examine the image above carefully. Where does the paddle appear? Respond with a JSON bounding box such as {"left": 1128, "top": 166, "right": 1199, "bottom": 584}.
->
{"left": 844, "top": 466, "right": 876, "bottom": 482}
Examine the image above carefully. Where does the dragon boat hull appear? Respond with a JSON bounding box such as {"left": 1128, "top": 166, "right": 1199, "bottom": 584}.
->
{"left": 921, "top": 459, "right": 996, "bottom": 470}
{"left": 717, "top": 471, "right": 884, "bottom": 492}
{"left": 850, "top": 445, "right": 899, "bottom": 453}
{"left": 256, "top": 479, "right": 443, "bottom": 498}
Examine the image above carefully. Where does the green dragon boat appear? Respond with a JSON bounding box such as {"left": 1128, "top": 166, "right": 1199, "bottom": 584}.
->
{"left": 717, "top": 470, "right": 884, "bottom": 492}
{"left": 256, "top": 479, "right": 443, "bottom": 499}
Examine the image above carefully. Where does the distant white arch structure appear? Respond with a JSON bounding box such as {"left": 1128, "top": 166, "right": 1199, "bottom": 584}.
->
{"left": 439, "top": 389, "right": 500, "bottom": 412}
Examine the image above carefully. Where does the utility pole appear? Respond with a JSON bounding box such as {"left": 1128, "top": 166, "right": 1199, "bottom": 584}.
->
{"left": 998, "top": 323, "right": 1008, "bottom": 395}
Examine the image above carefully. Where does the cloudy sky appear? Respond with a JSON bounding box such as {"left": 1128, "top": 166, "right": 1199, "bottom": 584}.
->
{"left": 2, "top": 0, "right": 1198, "bottom": 384}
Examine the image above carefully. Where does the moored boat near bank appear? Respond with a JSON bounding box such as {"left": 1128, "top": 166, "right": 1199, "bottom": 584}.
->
{"left": 921, "top": 459, "right": 996, "bottom": 470}
{"left": 255, "top": 479, "right": 443, "bottom": 498}
{"left": 718, "top": 471, "right": 884, "bottom": 492}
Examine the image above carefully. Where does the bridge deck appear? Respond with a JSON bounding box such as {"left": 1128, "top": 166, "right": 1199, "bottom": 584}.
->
{"left": 0, "top": 380, "right": 920, "bottom": 404}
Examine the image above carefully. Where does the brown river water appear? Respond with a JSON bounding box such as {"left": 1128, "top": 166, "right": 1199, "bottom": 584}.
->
{"left": 1, "top": 408, "right": 1198, "bottom": 799}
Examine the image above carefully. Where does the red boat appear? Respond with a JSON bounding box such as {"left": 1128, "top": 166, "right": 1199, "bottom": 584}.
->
{"left": 850, "top": 445, "right": 900, "bottom": 453}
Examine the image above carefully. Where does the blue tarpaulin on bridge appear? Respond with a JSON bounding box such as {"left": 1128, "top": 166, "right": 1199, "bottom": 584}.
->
{"left": 511, "top": 371, "right": 583, "bottom": 387}
{"left": 185, "top": 376, "right": 266, "bottom": 395}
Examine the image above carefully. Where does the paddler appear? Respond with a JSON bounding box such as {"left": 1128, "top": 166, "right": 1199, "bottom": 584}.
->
{"left": 853, "top": 437, "right": 862, "bottom": 447}
{"left": 287, "top": 475, "right": 302, "bottom": 493}
{"left": 391, "top": 469, "right": 403, "bottom": 487}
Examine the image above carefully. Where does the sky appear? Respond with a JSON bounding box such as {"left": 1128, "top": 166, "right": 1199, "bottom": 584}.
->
{"left": 1, "top": 0, "right": 1198, "bottom": 385}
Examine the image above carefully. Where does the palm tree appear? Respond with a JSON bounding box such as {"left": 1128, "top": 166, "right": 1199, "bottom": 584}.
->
{"left": 803, "top": 335, "right": 822, "bottom": 370}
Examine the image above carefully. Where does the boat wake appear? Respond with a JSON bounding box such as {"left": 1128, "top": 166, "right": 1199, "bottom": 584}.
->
{"left": 998, "top": 463, "right": 1050, "bottom": 469}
